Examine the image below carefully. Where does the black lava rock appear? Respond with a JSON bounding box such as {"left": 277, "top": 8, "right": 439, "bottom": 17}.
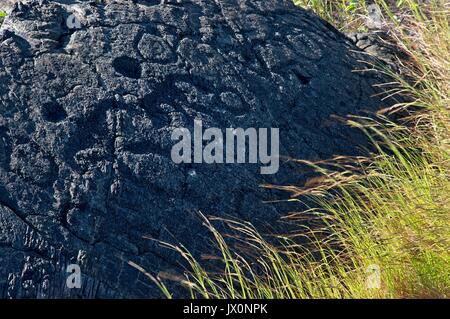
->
{"left": 0, "top": 0, "right": 388, "bottom": 298}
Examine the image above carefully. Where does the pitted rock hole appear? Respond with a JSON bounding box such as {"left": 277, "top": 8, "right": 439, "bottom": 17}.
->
{"left": 113, "top": 56, "right": 142, "bottom": 79}
{"left": 292, "top": 69, "right": 312, "bottom": 85}
{"left": 41, "top": 101, "right": 67, "bottom": 123}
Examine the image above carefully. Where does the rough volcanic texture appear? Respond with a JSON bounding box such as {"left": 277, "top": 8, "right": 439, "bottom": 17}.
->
{"left": 0, "top": 0, "right": 388, "bottom": 298}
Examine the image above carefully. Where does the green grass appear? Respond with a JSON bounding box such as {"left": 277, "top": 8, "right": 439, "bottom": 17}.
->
{"left": 131, "top": 0, "right": 449, "bottom": 299}
{"left": 293, "top": 0, "right": 371, "bottom": 31}
{"left": 0, "top": 11, "right": 6, "bottom": 24}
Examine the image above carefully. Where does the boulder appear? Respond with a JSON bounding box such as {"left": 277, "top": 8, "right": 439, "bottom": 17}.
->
{"left": 0, "top": 0, "right": 387, "bottom": 298}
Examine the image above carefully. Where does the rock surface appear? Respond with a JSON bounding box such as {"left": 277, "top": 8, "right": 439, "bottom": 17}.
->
{"left": 347, "top": 31, "right": 409, "bottom": 73}
{"left": 0, "top": 0, "right": 388, "bottom": 298}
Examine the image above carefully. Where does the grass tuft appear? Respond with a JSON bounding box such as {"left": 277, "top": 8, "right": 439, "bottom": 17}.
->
{"left": 0, "top": 11, "right": 6, "bottom": 24}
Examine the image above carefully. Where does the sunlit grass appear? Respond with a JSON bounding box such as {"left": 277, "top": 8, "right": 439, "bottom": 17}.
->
{"left": 0, "top": 11, "right": 6, "bottom": 24}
